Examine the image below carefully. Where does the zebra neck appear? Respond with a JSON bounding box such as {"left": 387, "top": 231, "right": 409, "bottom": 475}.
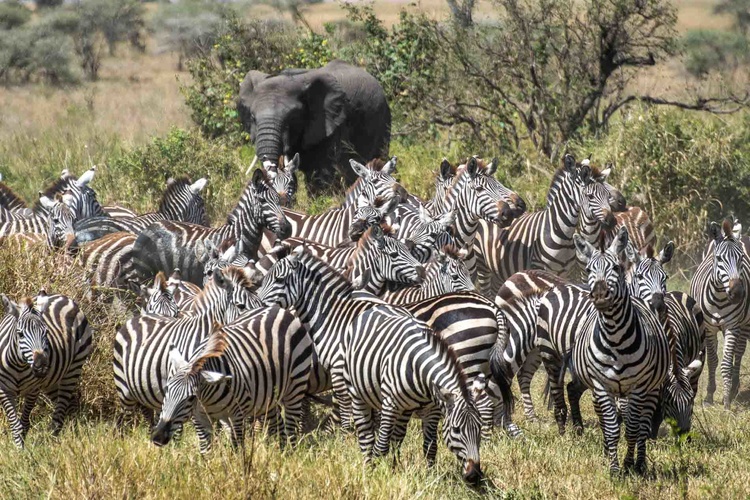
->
{"left": 593, "top": 290, "right": 638, "bottom": 346}
{"left": 192, "top": 286, "right": 230, "bottom": 324}
{"left": 546, "top": 176, "right": 582, "bottom": 240}
{"left": 293, "top": 262, "right": 353, "bottom": 325}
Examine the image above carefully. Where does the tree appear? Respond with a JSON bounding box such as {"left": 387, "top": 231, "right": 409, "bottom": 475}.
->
{"left": 715, "top": 0, "right": 750, "bottom": 37}
{"left": 35, "top": 0, "right": 63, "bottom": 8}
{"left": 434, "top": 0, "right": 748, "bottom": 159}
{"left": 0, "top": 1, "right": 31, "bottom": 30}
{"left": 445, "top": 0, "right": 475, "bottom": 27}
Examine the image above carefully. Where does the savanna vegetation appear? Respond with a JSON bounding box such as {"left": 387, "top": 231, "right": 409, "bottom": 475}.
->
{"left": 0, "top": 0, "right": 750, "bottom": 498}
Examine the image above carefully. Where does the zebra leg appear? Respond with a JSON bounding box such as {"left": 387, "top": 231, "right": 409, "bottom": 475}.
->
{"left": 730, "top": 333, "right": 748, "bottom": 404}
{"left": 420, "top": 408, "right": 442, "bottom": 467}
{"left": 721, "top": 331, "right": 738, "bottom": 410}
{"left": 704, "top": 329, "right": 719, "bottom": 405}
{"left": 331, "top": 364, "right": 353, "bottom": 432}
{"left": 592, "top": 389, "right": 621, "bottom": 476}
{"left": 193, "top": 409, "right": 215, "bottom": 454}
{"left": 0, "top": 390, "right": 24, "bottom": 448}
{"left": 518, "top": 349, "right": 542, "bottom": 421}
{"left": 19, "top": 392, "right": 40, "bottom": 439}
{"left": 542, "top": 359, "right": 567, "bottom": 435}
{"left": 228, "top": 414, "right": 246, "bottom": 450}
{"left": 632, "top": 391, "right": 659, "bottom": 475}
{"left": 49, "top": 379, "right": 78, "bottom": 436}
{"left": 389, "top": 410, "right": 414, "bottom": 468}
{"left": 567, "top": 379, "right": 586, "bottom": 436}
{"left": 373, "top": 400, "right": 399, "bottom": 459}
{"left": 282, "top": 399, "right": 305, "bottom": 448}
{"left": 351, "top": 395, "right": 375, "bottom": 463}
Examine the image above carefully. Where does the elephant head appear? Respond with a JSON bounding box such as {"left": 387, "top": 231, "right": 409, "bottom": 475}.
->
{"left": 237, "top": 68, "right": 347, "bottom": 170}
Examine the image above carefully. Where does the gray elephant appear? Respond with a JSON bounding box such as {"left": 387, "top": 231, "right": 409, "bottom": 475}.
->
{"left": 237, "top": 59, "right": 391, "bottom": 194}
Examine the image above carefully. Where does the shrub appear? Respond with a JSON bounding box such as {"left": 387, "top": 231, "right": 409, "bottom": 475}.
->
{"left": 0, "top": 1, "right": 30, "bottom": 30}
{"left": 682, "top": 29, "right": 749, "bottom": 77}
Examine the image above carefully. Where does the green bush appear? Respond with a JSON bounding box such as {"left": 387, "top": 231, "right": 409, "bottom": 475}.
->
{"left": 0, "top": 1, "right": 31, "bottom": 30}
{"left": 682, "top": 29, "right": 749, "bottom": 77}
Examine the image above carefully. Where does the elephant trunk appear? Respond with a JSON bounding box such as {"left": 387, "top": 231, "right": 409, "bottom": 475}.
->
{"left": 254, "top": 122, "right": 285, "bottom": 168}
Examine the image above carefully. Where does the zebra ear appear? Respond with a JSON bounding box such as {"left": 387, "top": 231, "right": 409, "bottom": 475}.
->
{"left": 659, "top": 241, "right": 675, "bottom": 265}
{"left": 466, "top": 157, "right": 479, "bottom": 179}
{"left": 221, "top": 244, "right": 237, "bottom": 263}
{"left": 350, "top": 159, "right": 370, "bottom": 180}
{"left": 573, "top": 234, "right": 595, "bottom": 263}
{"left": 438, "top": 210, "right": 455, "bottom": 229}
{"left": 189, "top": 178, "right": 208, "bottom": 194}
{"left": 76, "top": 166, "right": 96, "bottom": 187}
{"left": 195, "top": 241, "right": 210, "bottom": 263}
{"left": 486, "top": 158, "right": 498, "bottom": 176}
{"left": 471, "top": 374, "right": 487, "bottom": 398}
{"left": 38, "top": 195, "right": 56, "bottom": 209}
{"left": 684, "top": 359, "right": 703, "bottom": 378}
{"left": 608, "top": 226, "right": 629, "bottom": 258}
{"left": 356, "top": 193, "right": 371, "bottom": 209}
{"left": 708, "top": 221, "right": 722, "bottom": 243}
{"left": 434, "top": 384, "right": 456, "bottom": 411}
{"left": 1, "top": 294, "right": 19, "bottom": 318}
{"left": 200, "top": 371, "right": 232, "bottom": 385}
{"left": 625, "top": 243, "right": 640, "bottom": 265}
{"left": 382, "top": 156, "right": 397, "bottom": 174}
{"left": 563, "top": 153, "right": 576, "bottom": 172}
{"left": 286, "top": 153, "right": 300, "bottom": 174}
{"left": 418, "top": 204, "right": 431, "bottom": 224}
{"left": 439, "top": 158, "right": 453, "bottom": 180}
{"left": 212, "top": 268, "right": 232, "bottom": 293}
{"left": 252, "top": 168, "right": 268, "bottom": 189}
{"left": 168, "top": 347, "right": 189, "bottom": 374}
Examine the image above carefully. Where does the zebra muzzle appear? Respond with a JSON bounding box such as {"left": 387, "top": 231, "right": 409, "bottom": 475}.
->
{"left": 497, "top": 202, "right": 513, "bottom": 227}
{"left": 511, "top": 194, "right": 526, "bottom": 217}
{"left": 462, "top": 459, "right": 482, "bottom": 485}
{"left": 728, "top": 279, "right": 746, "bottom": 304}
{"left": 276, "top": 218, "right": 292, "bottom": 240}
{"left": 151, "top": 421, "right": 173, "bottom": 447}
{"left": 32, "top": 351, "right": 49, "bottom": 377}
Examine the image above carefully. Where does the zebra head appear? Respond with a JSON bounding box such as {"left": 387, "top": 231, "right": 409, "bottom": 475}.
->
{"left": 256, "top": 247, "right": 305, "bottom": 309}
{"left": 625, "top": 241, "right": 674, "bottom": 318}
{"left": 574, "top": 226, "right": 630, "bottom": 311}
{"left": 349, "top": 195, "right": 399, "bottom": 242}
{"left": 141, "top": 271, "right": 179, "bottom": 317}
{"left": 449, "top": 157, "right": 515, "bottom": 228}
{"left": 1, "top": 296, "right": 50, "bottom": 378}
{"left": 661, "top": 355, "right": 703, "bottom": 437}
{"left": 349, "top": 224, "right": 426, "bottom": 290}
{"left": 407, "top": 206, "right": 456, "bottom": 263}
{"left": 434, "top": 383, "right": 483, "bottom": 485}
{"left": 708, "top": 218, "right": 747, "bottom": 304}
{"left": 264, "top": 153, "right": 299, "bottom": 208}
{"left": 152, "top": 329, "right": 231, "bottom": 447}
{"left": 39, "top": 191, "right": 76, "bottom": 251}
{"left": 199, "top": 238, "right": 251, "bottom": 286}
{"left": 233, "top": 169, "right": 292, "bottom": 241}
{"left": 211, "top": 267, "right": 263, "bottom": 323}
{"left": 468, "top": 156, "right": 526, "bottom": 218}
{"left": 161, "top": 177, "right": 209, "bottom": 226}
{"left": 578, "top": 163, "right": 616, "bottom": 230}
{"left": 435, "top": 245, "right": 475, "bottom": 293}
{"left": 38, "top": 166, "right": 106, "bottom": 220}
{"left": 349, "top": 157, "right": 408, "bottom": 205}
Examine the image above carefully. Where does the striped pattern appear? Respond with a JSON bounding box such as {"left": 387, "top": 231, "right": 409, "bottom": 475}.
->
{"left": 265, "top": 153, "right": 299, "bottom": 207}
{"left": 474, "top": 154, "right": 614, "bottom": 297}
{"left": 342, "top": 304, "right": 483, "bottom": 483}
{"left": 141, "top": 272, "right": 179, "bottom": 318}
{"left": 73, "top": 177, "right": 209, "bottom": 243}
{"left": 0, "top": 293, "right": 92, "bottom": 448}
{"left": 113, "top": 267, "right": 263, "bottom": 422}
{"left": 78, "top": 231, "right": 138, "bottom": 291}
{"left": 130, "top": 169, "right": 291, "bottom": 286}
{"left": 536, "top": 228, "right": 670, "bottom": 474}
{"left": 151, "top": 306, "right": 312, "bottom": 452}
{"left": 690, "top": 218, "right": 750, "bottom": 409}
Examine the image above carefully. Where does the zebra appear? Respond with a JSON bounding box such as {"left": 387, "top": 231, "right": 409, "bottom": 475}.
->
{"left": 37, "top": 166, "right": 108, "bottom": 220}
{"left": 342, "top": 304, "right": 483, "bottom": 484}
{"left": 536, "top": 228, "right": 670, "bottom": 475}
{"left": 0, "top": 192, "right": 78, "bottom": 252}
{"left": 360, "top": 244, "right": 474, "bottom": 303}
{"left": 0, "top": 293, "right": 92, "bottom": 448}
{"left": 256, "top": 249, "right": 512, "bottom": 435}
{"left": 348, "top": 195, "right": 400, "bottom": 242}
{"left": 264, "top": 153, "right": 299, "bottom": 207}
{"left": 73, "top": 177, "right": 209, "bottom": 243}
{"left": 257, "top": 157, "right": 406, "bottom": 255}
{"left": 113, "top": 267, "right": 263, "bottom": 425}
{"left": 129, "top": 169, "right": 291, "bottom": 286}
{"left": 489, "top": 270, "right": 571, "bottom": 425}
{"left": 625, "top": 242, "right": 705, "bottom": 436}
{"left": 690, "top": 217, "right": 750, "bottom": 408}
{"left": 151, "top": 306, "right": 312, "bottom": 453}
{"left": 141, "top": 272, "right": 179, "bottom": 317}
{"left": 78, "top": 231, "right": 138, "bottom": 292}
{"left": 0, "top": 176, "right": 28, "bottom": 213}
{"left": 474, "top": 154, "right": 615, "bottom": 297}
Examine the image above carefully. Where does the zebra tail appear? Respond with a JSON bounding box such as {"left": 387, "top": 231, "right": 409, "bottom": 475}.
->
{"left": 489, "top": 345, "right": 515, "bottom": 414}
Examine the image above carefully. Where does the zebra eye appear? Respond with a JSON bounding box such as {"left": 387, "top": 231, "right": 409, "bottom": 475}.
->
{"left": 636, "top": 273, "right": 644, "bottom": 280}
{"left": 474, "top": 185, "right": 484, "bottom": 192}
{"left": 389, "top": 252, "right": 399, "bottom": 258}
{"left": 237, "top": 303, "right": 246, "bottom": 311}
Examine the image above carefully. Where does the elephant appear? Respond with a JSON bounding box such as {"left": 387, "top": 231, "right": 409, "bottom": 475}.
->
{"left": 237, "top": 59, "right": 391, "bottom": 195}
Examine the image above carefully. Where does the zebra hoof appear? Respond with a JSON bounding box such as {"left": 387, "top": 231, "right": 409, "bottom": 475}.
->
{"left": 702, "top": 398, "right": 714, "bottom": 407}
{"left": 573, "top": 425, "right": 583, "bottom": 436}
{"left": 505, "top": 424, "right": 523, "bottom": 439}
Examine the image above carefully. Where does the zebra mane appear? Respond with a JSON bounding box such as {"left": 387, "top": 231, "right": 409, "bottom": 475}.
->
{"left": 0, "top": 181, "right": 27, "bottom": 210}
{"left": 437, "top": 244, "right": 465, "bottom": 260}
{"left": 298, "top": 250, "right": 355, "bottom": 293}
{"left": 220, "top": 266, "right": 261, "bottom": 289}
{"left": 36, "top": 177, "right": 76, "bottom": 211}
{"left": 189, "top": 326, "right": 228, "bottom": 375}
{"left": 644, "top": 244, "right": 655, "bottom": 259}
{"left": 158, "top": 177, "right": 195, "bottom": 213}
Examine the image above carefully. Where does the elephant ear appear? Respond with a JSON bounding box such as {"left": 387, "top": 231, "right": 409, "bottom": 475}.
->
{"left": 302, "top": 74, "right": 347, "bottom": 148}
{"left": 238, "top": 70, "right": 271, "bottom": 125}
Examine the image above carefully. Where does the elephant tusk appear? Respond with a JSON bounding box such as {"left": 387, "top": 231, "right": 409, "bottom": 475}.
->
{"left": 245, "top": 155, "right": 258, "bottom": 176}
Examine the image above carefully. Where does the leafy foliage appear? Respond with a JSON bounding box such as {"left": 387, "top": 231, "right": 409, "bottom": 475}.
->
{"left": 0, "top": 1, "right": 30, "bottom": 30}
{"left": 682, "top": 29, "right": 749, "bottom": 77}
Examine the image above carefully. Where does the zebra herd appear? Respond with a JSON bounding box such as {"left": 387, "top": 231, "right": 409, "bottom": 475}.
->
{"left": 0, "top": 152, "right": 746, "bottom": 482}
